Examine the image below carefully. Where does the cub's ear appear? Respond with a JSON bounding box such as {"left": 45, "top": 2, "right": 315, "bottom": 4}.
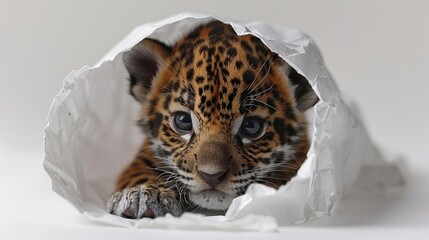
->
{"left": 283, "top": 64, "right": 319, "bottom": 112}
{"left": 123, "top": 38, "right": 172, "bottom": 103}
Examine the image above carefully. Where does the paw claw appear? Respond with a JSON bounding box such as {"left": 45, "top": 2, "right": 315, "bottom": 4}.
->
{"left": 107, "top": 185, "right": 182, "bottom": 219}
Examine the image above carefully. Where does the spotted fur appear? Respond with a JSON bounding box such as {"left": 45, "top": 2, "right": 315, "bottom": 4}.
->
{"left": 107, "top": 21, "right": 318, "bottom": 218}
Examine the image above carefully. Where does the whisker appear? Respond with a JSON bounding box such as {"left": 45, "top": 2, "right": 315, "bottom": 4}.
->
{"left": 249, "top": 62, "right": 272, "bottom": 94}
{"left": 246, "top": 84, "right": 274, "bottom": 99}
{"left": 140, "top": 44, "right": 183, "bottom": 80}
{"left": 247, "top": 56, "right": 270, "bottom": 91}
{"left": 169, "top": 52, "right": 183, "bottom": 72}
{"left": 245, "top": 107, "right": 255, "bottom": 115}
{"left": 252, "top": 178, "right": 277, "bottom": 189}
{"left": 161, "top": 84, "right": 174, "bottom": 93}
{"left": 260, "top": 175, "right": 290, "bottom": 181}
{"left": 252, "top": 98, "right": 277, "bottom": 111}
{"left": 243, "top": 99, "right": 276, "bottom": 111}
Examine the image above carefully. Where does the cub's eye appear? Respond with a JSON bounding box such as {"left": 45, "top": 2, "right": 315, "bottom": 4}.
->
{"left": 173, "top": 111, "right": 193, "bottom": 133}
{"left": 240, "top": 116, "right": 265, "bottom": 140}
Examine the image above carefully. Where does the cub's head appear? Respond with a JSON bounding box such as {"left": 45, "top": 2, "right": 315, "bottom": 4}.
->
{"left": 123, "top": 21, "right": 318, "bottom": 212}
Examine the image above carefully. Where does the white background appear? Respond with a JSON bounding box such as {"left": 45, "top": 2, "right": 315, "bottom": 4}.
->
{"left": 1, "top": 0, "right": 428, "bottom": 239}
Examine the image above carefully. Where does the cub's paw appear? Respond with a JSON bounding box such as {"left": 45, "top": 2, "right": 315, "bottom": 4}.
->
{"left": 107, "top": 185, "right": 182, "bottom": 218}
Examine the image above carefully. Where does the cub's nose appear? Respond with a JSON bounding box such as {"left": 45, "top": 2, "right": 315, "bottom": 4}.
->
{"left": 197, "top": 169, "right": 228, "bottom": 189}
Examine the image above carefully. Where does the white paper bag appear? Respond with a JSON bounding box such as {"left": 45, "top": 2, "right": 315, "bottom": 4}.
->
{"left": 43, "top": 13, "right": 405, "bottom": 231}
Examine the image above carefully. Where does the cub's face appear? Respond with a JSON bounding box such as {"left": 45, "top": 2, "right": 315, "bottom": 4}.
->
{"left": 123, "top": 21, "right": 318, "bottom": 211}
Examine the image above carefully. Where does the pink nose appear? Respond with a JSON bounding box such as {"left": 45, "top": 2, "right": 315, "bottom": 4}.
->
{"left": 198, "top": 169, "right": 228, "bottom": 189}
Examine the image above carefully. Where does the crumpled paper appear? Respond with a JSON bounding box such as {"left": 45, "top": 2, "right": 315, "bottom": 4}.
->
{"left": 43, "top": 13, "right": 405, "bottom": 232}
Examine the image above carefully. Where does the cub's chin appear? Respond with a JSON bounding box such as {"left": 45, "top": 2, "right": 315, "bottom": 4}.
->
{"left": 188, "top": 190, "right": 235, "bottom": 213}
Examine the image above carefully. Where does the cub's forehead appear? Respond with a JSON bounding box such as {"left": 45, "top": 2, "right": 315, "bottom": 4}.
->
{"left": 155, "top": 21, "right": 292, "bottom": 123}
{"left": 172, "top": 29, "right": 274, "bottom": 70}
{"left": 167, "top": 22, "right": 279, "bottom": 91}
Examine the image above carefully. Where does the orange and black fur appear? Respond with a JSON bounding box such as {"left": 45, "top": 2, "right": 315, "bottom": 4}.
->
{"left": 107, "top": 21, "right": 318, "bottom": 218}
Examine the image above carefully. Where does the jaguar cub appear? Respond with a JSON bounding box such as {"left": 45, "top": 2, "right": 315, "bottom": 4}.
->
{"left": 107, "top": 20, "right": 318, "bottom": 218}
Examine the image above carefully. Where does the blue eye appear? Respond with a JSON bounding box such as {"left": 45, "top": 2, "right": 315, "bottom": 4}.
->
{"left": 240, "top": 116, "right": 265, "bottom": 139}
{"left": 173, "top": 112, "right": 193, "bottom": 132}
